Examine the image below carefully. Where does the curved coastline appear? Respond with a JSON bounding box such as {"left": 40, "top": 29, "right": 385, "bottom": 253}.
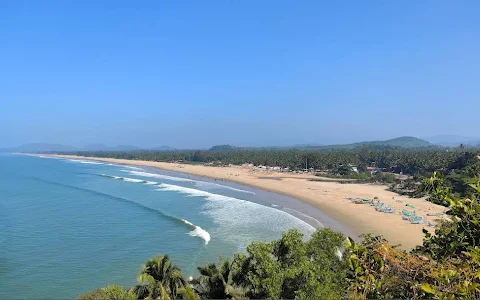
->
{"left": 33, "top": 154, "right": 446, "bottom": 249}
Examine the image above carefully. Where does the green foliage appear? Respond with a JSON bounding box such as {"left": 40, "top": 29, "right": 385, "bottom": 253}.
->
{"left": 192, "top": 258, "right": 245, "bottom": 299}
{"left": 419, "top": 179, "right": 480, "bottom": 260}
{"left": 177, "top": 284, "right": 200, "bottom": 300}
{"left": 130, "top": 255, "right": 186, "bottom": 300}
{"left": 373, "top": 172, "right": 396, "bottom": 184}
{"left": 79, "top": 284, "right": 136, "bottom": 300}
{"left": 346, "top": 234, "right": 480, "bottom": 299}
{"left": 227, "top": 228, "right": 347, "bottom": 299}
{"left": 64, "top": 148, "right": 475, "bottom": 177}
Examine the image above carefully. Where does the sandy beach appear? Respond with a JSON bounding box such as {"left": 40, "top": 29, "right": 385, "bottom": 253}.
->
{"left": 45, "top": 154, "right": 447, "bottom": 250}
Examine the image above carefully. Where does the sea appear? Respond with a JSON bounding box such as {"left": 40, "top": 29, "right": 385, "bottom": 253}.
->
{"left": 0, "top": 154, "right": 348, "bottom": 299}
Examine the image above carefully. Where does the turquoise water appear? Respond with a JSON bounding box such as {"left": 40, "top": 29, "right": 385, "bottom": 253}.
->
{"left": 0, "top": 154, "right": 320, "bottom": 299}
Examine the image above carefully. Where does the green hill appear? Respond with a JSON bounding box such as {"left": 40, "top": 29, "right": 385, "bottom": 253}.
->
{"left": 208, "top": 145, "right": 238, "bottom": 152}
{"left": 354, "top": 136, "right": 433, "bottom": 148}
{"left": 302, "top": 136, "right": 434, "bottom": 150}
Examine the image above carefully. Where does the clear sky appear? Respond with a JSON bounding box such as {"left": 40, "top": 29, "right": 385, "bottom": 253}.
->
{"left": 1, "top": 1, "right": 479, "bottom": 148}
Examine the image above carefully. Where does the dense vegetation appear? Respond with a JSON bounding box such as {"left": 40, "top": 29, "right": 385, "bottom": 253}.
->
{"left": 81, "top": 171, "right": 480, "bottom": 299}
{"left": 61, "top": 147, "right": 477, "bottom": 176}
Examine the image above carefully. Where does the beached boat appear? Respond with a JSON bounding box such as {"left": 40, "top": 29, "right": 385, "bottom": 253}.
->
{"left": 426, "top": 212, "right": 444, "bottom": 216}
{"left": 382, "top": 207, "right": 395, "bottom": 213}
{"left": 353, "top": 198, "right": 371, "bottom": 204}
{"left": 401, "top": 210, "right": 415, "bottom": 220}
{"left": 410, "top": 216, "right": 425, "bottom": 224}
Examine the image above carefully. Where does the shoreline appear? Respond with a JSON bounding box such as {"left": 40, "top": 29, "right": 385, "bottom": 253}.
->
{"left": 37, "top": 154, "right": 446, "bottom": 250}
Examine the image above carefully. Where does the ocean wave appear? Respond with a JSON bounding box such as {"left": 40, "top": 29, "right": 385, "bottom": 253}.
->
{"left": 157, "top": 183, "right": 217, "bottom": 198}
{"left": 36, "top": 155, "right": 62, "bottom": 159}
{"left": 29, "top": 176, "right": 210, "bottom": 245}
{"left": 100, "top": 174, "right": 151, "bottom": 184}
{"left": 193, "top": 181, "right": 255, "bottom": 195}
{"left": 125, "top": 166, "right": 143, "bottom": 170}
{"left": 107, "top": 163, "right": 122, "bottom": 167}
{"left": 155, "top": 183, "right": 316, "bottom": 250}
{"left": 101, "top": 174, "right": 123, "bottom": 180}
{"left": 123, "top": 170, "right": 194, "bottom": 182}
{"left": 123, "top": 177, "right": 145, "bottom": 183}
{"left": 125, "top": 170, "right": 255, "bottom": 195}
{"left": 182, "top": 219, "right": 211, "bottom": 244}
{"left": 68, "top": 159, "right": 104, "bottom": 165}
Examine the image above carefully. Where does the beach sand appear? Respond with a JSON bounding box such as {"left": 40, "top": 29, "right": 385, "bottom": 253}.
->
{"left": 45, "top": 154, "right": 447, "bottom": 250}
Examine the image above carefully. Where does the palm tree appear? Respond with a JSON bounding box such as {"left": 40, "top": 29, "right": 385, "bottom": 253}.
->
{"left": 131, "top": 255, "right": 185, "bottom": 299}
{"left": 130, "top": 273, "right": 157, "bottom": 299}
{"left": 192, "top": 259, "right": 245, "bottom": 299}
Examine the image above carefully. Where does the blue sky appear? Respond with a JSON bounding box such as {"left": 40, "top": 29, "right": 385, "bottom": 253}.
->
{"left": 1, "top": 1, "right": 479, "bottom": 148}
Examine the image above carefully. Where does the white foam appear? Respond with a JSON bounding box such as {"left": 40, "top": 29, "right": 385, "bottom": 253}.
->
{"left": 101, "top": 174, "right": 146, "bottom": 183}
{"left": 145, "top": 181, "right": 159, "bottom": 185}
{"left": 182, "top": 219, "right": 211, "bottom": 244}
{"left": 125, "top": 170, "right": 255, "bottom": 194}
{"left": 123, "top": 170, "right": 194, "bottom": 182}
{"left": 68, "top": 159, "right": 103, "bottom": 165}
{"left": 36, "top": 155, "right": 62, "bottom": 159}
{"left": 81, "top": 161, "right": 104, "bottom": 165}
{"left": 157, "top": 183, "right": 214, "bottom": 197}
{"left": 194, "top": 181, "right": 256, "bottom": 195}
{"left": 126, "top": 166, "right": 143, "bottom": 170}
{"left": 156, "top": 183, "right": 315, "bottom": 251}
{"left": 123, "top": 177, "right": 145, "bottom": 183}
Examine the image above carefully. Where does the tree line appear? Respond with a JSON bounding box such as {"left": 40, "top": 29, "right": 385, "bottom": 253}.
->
{"left": 61, "top": 147, "right": 478, "bottom": 176}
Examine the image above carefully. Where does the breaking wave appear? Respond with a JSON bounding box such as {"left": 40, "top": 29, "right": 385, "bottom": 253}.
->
{"left": 100, "top": 174, "right": 158, "bottom": 184}
{"left": 125, "top": 166, "right": 144, "bottom": 170}
{"left": 182, "top": 219, "right": 211, "bottom": 244}
{"left": 67, "top": 159, "right": 104, "bottom": 165}
{"left": 98, "top": 172, "right": 315, "bottom": 246}
{"left": 123, "top": 170, "right": 255, "bottom": 194}
{"left": 122, "top": 170, "right": 194, "bottom": 182}
{"left": 193, "top": 181, "right": 255, "bottom": 195}
{"left": 155, "top": 182, "right": 316, "bottom": 250}
{"left": 30, "top": 176, "right": 210, "bottom": 244}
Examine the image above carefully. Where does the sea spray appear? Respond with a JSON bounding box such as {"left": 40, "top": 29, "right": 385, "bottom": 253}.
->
{"left": 182, "top": 219, "right": 211, "bottom": 245}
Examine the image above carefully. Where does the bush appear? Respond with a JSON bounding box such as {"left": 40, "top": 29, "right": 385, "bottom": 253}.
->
{"left": 79, "top": 285, "right": 136, "bottom": 300}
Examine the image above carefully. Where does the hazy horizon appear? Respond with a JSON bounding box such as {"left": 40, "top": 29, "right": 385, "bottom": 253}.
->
{"left": 3, "top": 134, "right": 480, "bottom": 150}
{"left": 2, "top": 1, "right": 479, "bottom": 149}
